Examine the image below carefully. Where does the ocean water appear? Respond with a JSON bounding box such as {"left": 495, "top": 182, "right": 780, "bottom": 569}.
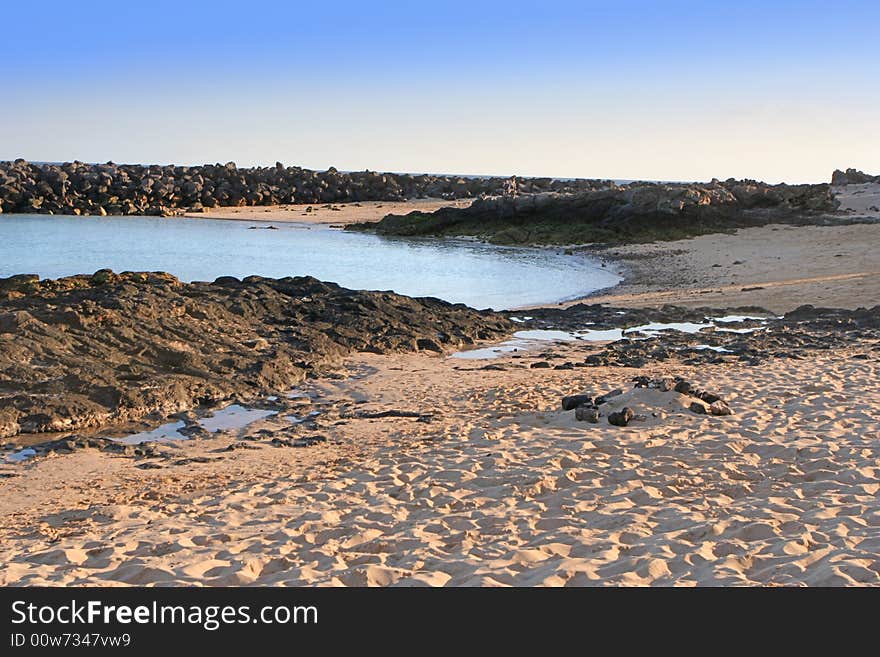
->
{"left": 0, "top": 214, "right": 620, "bottom": 309}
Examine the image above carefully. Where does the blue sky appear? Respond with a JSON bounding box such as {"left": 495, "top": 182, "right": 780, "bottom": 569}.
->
{"left": 3, "top": 0, "right": 878, "bottom": 182}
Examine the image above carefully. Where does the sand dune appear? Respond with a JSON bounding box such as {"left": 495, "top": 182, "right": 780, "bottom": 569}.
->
{"left": 2, "top": 341, "right": 878, "bottom": 586}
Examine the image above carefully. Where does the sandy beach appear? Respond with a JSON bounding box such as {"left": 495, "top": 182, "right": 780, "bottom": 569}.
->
{"left": 1, "top": 336, "right": 878, "bottom": 586}
{"left": 580, "top": 222, "right": 880, "bottom": 313}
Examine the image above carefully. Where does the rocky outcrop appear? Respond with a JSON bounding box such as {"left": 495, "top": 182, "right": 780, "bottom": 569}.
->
{"left": 831, "top": 168, "right": 880, "bottom": 186}
{"left": 0, "top": 271, "right": 512, "bottom": 439}
{"left": 0, "top": 159, "right": 611, "bottom": 216}
{"left": 516, "top": 302, "right": 880, "bottom": 368}
{"left": 352, "top": 179, "right": 840, "bottom": 244}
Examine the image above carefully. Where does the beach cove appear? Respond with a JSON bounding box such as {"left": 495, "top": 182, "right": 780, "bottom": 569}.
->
{"left": 1, "top": 186, "right": 879, "bottom": 587}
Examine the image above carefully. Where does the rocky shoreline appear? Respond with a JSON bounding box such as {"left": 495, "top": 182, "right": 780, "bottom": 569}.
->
{"left": 2, "top": 270, "right": 877, "bottom": 457}
{"left": 519, "top": 303, "right": 880, "bottom": 368}
{"left": 0, "top": 159, "right": 607, "bottom": 217}
{"left": 351, "top": 178, "right": 842, "bottom": 244}
{"left": 0, "top": 271, "right": 512, "bottom": 441}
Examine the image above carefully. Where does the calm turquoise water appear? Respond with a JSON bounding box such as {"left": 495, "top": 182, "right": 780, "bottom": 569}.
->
{"left": 0, "top": 214, "right": 620, "bottom": 309}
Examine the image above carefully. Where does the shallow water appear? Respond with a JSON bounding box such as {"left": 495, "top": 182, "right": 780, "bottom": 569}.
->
{"left": 451, "top": 316, "right": 771, "bottom": 359}
{"left": 198, "top": 405, "right": 275, "bottom": 433}
{"left": 286, "top": 411, "right": 321, "bottom": 424}
{"left": 0, "top": 214, "right": 621, "bottom": 309}
{"left": 105, "top": 404, "right": 276, "bottom": 444}
{"left": 111, "top": 421, "right": 187, "bottom": 445}
{"left": 4, "top": 448, "right": 37, "bottom": 463}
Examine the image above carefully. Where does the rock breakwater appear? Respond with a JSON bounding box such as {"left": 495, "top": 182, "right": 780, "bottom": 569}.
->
{"left": 0, "top": 159, "right": 608, "bottom": 217}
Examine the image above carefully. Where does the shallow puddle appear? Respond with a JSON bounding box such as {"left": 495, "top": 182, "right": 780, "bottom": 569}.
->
{"left": 111, "top": 421, "right": 187, "bottom": 445}
{"left": 4, "top": 448, "right": 37, "bottom": 463}
{"left": 198, "top": 405, "right": 275, "bottom": 433}
{"left": 110, "top": 404, "right": 276, "bottom": 444}
{"left": 286, "top": 411, "right": 321, "bottom": 424}
{"left": 451, "top": 315, "right": 771, "bottom": 360}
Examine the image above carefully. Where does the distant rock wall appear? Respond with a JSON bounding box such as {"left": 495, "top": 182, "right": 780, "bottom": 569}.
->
{"left": 831, "top": 168, "right": 880, "bottom": 186}
{"left": 0, "top": 159, "right": 610, "bottom": 216}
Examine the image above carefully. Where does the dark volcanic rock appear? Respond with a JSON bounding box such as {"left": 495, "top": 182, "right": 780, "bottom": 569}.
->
{"left": 690, "top": 402, "right": 707, "bottom": 415}
{"left": 562, "top": 394, "right": 593, "bottom": 411}
{"left": 696, "top": 390, "right": 722, "bottom": 404}
{"left": 354, "top": 179, "right": 841, "bottom": 245}
{"left": 519, "top": 302, "right": 879, "bottom": 369}
{"left": 595, "top": 388, "right": 624, "bottom": 405}
{"left": 709, "top": 400, "right": 733, "bottom": 416}
{"left": 0, "top": 272, "right": 511, "bottom": 439}
{"left": 674, "top": 380, "right": 693, "bottom": 394}
{"left": 575, "top": 405, "right": 600, "bottom": 423}
{"left": 608, "top": 407, "right": 635, "bottom": 427}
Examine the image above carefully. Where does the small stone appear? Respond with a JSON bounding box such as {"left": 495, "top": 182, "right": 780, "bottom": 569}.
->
{"left": 562, "top": 394, "right": 593, "bottom": 411}
{"left": 575, "top": 405, "right": 600, "bottom": 423}
{"left": 658, "top": 377, "right": 675, "bottom": 392}
{"left": 530, "top": 361, "right": 551, "bottom": 369}
{"left": 709, "top": 400, "right": 733, "bottom": 416}
{"left": 674, "top": 380, "right": 692, "bottom": 394}
{"left": 697, "top": 390, "right": 721, "bottom": 404}
{"left": 595, "top": 388, "right": 624, "bottom": 405}
{"left": 608, "top": 406, "right": 634, "bottom": 427}
{"left": 689, "top": 402, "right": 707, "bottom": 415}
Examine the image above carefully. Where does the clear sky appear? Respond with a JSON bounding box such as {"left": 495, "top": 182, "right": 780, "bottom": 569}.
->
{"left": 3, "top": 0, "right": 878, "bottom": 183}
